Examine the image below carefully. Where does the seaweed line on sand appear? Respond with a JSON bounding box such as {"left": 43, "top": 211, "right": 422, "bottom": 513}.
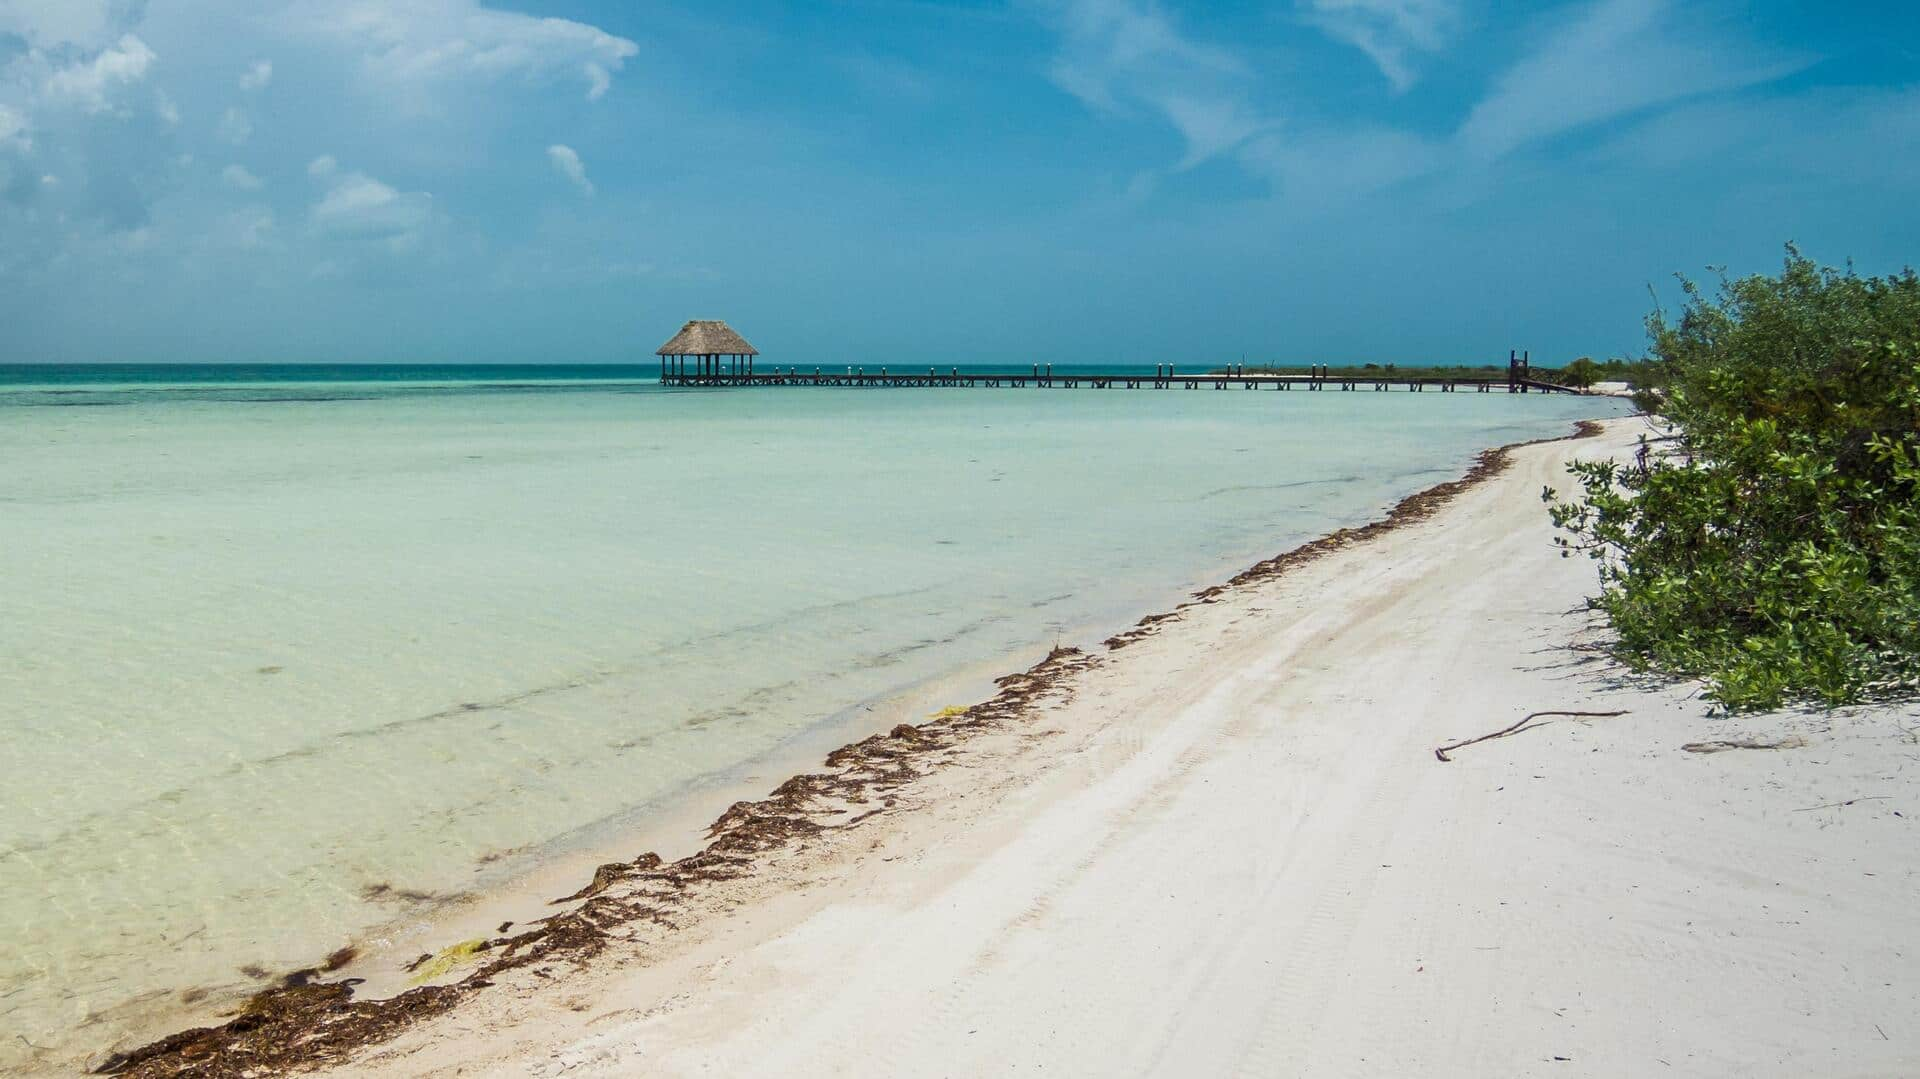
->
{"left": 1104, "top": 419, "right": 1604, "bottom": 649}
{"left": 93, "top": 418, "right": 1603, "bottom": 1078}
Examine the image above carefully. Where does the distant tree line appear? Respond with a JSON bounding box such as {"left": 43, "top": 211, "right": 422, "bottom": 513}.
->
{"left": 1541, "top": 356, "right": 1667, "bottom": 393}
{"left": 1226, "top": 358, "right": 1666, "bottom": 394}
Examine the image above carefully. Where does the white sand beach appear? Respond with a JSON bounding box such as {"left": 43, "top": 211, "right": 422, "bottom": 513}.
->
{"left": 16, "top": 3, "right": 1913, "bottom": 1074}
{"left": 168, "top": 418, "right": 1920, "bottom": 1076}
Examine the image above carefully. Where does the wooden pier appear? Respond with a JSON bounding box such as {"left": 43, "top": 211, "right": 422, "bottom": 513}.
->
{"left": 658, "top": 365, "right": 1577, "bottom": 394}
{"left": 654, "top": 331, "right": 1576, "bottom": 394}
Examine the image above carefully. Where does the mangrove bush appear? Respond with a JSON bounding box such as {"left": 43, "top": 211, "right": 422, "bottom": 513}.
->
{"left": 1549, "top": 247, "right": 1920, "bottom": 711}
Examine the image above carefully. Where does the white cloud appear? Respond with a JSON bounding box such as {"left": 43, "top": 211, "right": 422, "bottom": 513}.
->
{"left": 41, "top": 34, "right": 157, "bottom": 114}
{"left": 0, "top": 0, "right": 125, "bottom": 49}
{"left": 585, "top": 63, "right": 612, "bottom": 102}
{"left": 1157, "top": 93, "right": 1269, "bottom": 169}
{"left": 222, "top": 164, "right": 264, "bottom": 190}
{"left": 1037, "top": 0, "right": 1809, "bottom": 211}
{"left": 240, "top": 59, "right": 275, "bottom": 92}
{"left": 310, "top": 166, "right": 436, "bottom": 251}
{"left": 1256, "top": 0, "right": 1806, "bottom": 205}
{"left": 1302, "top": 0, "right": 1459, "bottom": 91}
{"left": 288, "top": 1, "right": 639, "bottom": 104}
{"left": 1, "top": 1, "right": 637, "bottom": 261}
{"left": 220, "top": 205, "right": 277, "bottom": 249}
{"left": 307, "top": 154, "right": 339, "bottom": 178}
{"left": 1239, "top": 126, "right": 1442, "bottom": 206}
{"left": 0, "top": 105, "right": 29, "bottom": 151}
{"left": 1588, "top": 85, "right": 1920, "bottom": 186}
{"left": 546, "top": 143, "right": 593, "bottom": 195}
{"left": 312, "top": 172, "right": 406, "bottom": 227}
{"left": 1040, "top": 0, "right": 1274, "bottom": 170}
{"left": 217, "top": 107, "right": 253, "bottom": 145}
{"left": 1457, "top": 0, "right": 1809, "bottom": 162}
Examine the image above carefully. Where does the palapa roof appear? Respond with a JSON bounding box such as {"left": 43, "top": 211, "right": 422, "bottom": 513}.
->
{"left": 655, "top": 319, "right": 758, "bottom": 356}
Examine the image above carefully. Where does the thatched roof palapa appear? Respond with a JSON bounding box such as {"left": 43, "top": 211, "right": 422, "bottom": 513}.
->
{"left": 656, "top": 320, "right": 758, "bottom": 356}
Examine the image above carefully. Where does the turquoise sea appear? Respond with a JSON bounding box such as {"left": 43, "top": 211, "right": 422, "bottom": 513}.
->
{"left": 0, "top": 364, "right": 1627, "bottom": 1070}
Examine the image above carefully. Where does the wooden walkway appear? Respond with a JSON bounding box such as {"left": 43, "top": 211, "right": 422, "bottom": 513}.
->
{"left": 659, "top": 369, "right": 1578, "bottom": 393}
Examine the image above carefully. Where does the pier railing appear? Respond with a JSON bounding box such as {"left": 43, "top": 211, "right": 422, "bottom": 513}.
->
{"left": 658, "top": 367, "right": 1578, "bottom": 394}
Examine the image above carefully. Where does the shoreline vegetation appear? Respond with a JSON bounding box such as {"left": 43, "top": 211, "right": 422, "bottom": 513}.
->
{"left": 1550, "top": 250, "right": 1920, "bottom": 710}
{"left": 92, "top": 422, "right": 1604, "bottom": 1077}
{"left": 1208, "top": 359, "right": 1664, "bottom": 394}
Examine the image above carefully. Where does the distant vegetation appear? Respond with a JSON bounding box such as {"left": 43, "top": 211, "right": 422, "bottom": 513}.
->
{"left": 1229, "top": 362, "right": 1507, "bottom": 380}
{"left": 1221, "top": 358, "right": 1665, "bottom": 393}
{"left": 1545, "top": 356, "right": 1666, "bottom": 392}
{"left": 1548, "top": 247, "right": 1920, "bottom": 711}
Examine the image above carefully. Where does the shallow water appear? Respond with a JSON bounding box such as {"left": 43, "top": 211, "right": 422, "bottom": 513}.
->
{"left": 0, "top": 370, "right": 1625, "bottom": 1067}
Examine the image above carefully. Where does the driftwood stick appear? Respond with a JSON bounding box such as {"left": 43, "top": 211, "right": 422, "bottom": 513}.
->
{"left": 1792, "top": 796, "right": 1889, "bottom": 813}
{"left": 1681, "top": 736, "right": 1805, "bottom": 753}
{"left": 1435, "top": 710, "right": 1630, "bottom": 762}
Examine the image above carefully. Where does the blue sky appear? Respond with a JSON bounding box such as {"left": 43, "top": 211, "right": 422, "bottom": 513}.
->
{"left": 1, "top": 0, "right": 1915, "bottom": 365}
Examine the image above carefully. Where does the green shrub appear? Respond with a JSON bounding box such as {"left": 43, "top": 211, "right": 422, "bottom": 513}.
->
{"left": 1560, "top": 356, "right": 1602, "bottom": 388}
{"left": 1542, "top": 355, "right": 1667, "bottom": 391}
{"left": 1548, "top": 247, "right": 1920, "bottom": 711}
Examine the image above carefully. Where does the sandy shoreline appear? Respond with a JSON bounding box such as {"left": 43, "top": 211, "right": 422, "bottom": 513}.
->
{"left": 102, "top": 417, "right": 1919, "bottom": 1077}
